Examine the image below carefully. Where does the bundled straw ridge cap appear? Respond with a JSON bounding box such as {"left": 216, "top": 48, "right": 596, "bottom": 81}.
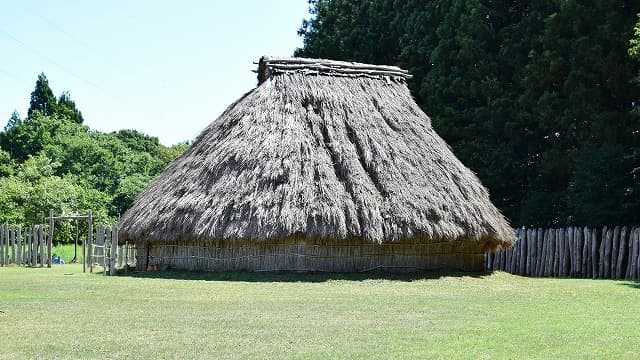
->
{"left": 257, "top": 56, "right": 412, "bottom": 84}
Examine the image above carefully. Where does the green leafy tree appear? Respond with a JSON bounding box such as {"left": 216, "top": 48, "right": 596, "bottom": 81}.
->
{"left": 0, "top": 72, "right": 192, "bottom": 232}
{"left": 111, "top": 174, "right": 153, "bottom": 216}
{"left": 0, "top": 147, "right": 15, "bottom": 177}
{"left": 0, "top": 176, "right": 30, "bottom": 224}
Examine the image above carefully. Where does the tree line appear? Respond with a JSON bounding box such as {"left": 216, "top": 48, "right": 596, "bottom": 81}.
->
{"left": 296, "top": 0, "right": 640, "bottom": 227}
{"left": 0, "top": 73, "right": 187, "bottom": 241}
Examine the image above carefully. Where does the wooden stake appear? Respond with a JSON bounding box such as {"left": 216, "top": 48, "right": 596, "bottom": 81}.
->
{"left": 47, "top": 209, "right": 54, "bottom": 268}
{"left": 629, "top": 228, "right": 640, "bottom": 280}
{"left": 531, "top": 228, "right": 544, "bottom": 276}
{"left": 582, "top": 227, "right": 589, "bottom": 278}
{"left": 88, "top": 211, "right": 93, "bottom": 273}
{"left": 111, "top": 225, "right": 118, "bottom": 275}
{"left": 611, "top": 226, "right": 620, "bottom": 279}
{"left": 9, "top": 226, "right": 15, "bottom": 265}
{"left": 0, "top": 224, "right": 4, "bottom": 267}
{"left": 39, "top": 226, "right": 45, "bottom": 268}
{"left": 626, "top": 228, "right": 633, "bottom": 279}
{"left": 549, "top": 229, "right": 556, "bottom": 276}
{"left": 598, "top": 227, "right": 607, "bottom": 279}
{"left": 0, "top": 224, "right": 5, "bottom": 266}
{"left": 526, "top": 229, "right": 533, "bottom": 275}
{"left": 16, "top": 226, "right": 22, "bottom": 265}
{"left": 519, "top": 229, "right": 527, "bottom": 275}
{"left": 567, "top": 227, "right": 574, "bottom": 277}
{"left": 604, "top": 228, "right": 612, "bottom": 279}
{"left": 31, "top": 226, "right": 37, "bottom": 267}
{"left": 636, "top": 228, "right": 640, "bottom": 280}
{"left": 551, "top": 229, "right": 562, "bottom": 276}
{"left": 573, "top": 227, "right": 580, "bottom": 277}
{"left": 617, "top": 227, "right": 627, "bottom": 279}
{"left": 535, "top": 228, "right": 543, "bottom": 276}
{"left": 591, "top": 229, "right": 598, "bottom": 279}
{"left": 3, "top": 224, "right": 8, "bottom": 266}
{"left": 575, "top": 227, "right": 581, "bottom": 276}
{"left": 563, "top": 228, "right": 570, "bottom": 276}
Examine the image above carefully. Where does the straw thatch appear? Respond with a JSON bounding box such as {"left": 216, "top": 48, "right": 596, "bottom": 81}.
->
{"left": 120, "top": 56, "right": 515, "bottom": 271}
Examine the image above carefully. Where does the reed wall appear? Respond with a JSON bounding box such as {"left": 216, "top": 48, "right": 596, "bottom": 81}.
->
{"left": 137, "top": 237, "right": 487, "bottom": 272}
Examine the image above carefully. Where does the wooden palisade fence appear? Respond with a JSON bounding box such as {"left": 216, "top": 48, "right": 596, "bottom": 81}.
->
{"left": 486, "top": 226, "right": 640, "bottom": 280}
{"left": 0, "top": 224, "right": 52, "bottom": 268}
{"left": 89, "top": 225, "right": 136, "bottom": 275}
{"left": 0, "top": 223, "right": 136, "bottom": 275}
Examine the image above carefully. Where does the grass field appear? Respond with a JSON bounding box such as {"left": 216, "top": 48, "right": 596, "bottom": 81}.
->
{"left": 1, "top": 265, "right": 639, "bottom": 359}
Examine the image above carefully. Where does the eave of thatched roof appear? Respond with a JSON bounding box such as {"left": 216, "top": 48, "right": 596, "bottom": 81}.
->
{"left": 119, "top": 56, "right": 515, "bottom": 249}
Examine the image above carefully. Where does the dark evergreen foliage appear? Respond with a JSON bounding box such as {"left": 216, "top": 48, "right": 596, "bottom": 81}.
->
{"left": 28, "top": 73, "right": 57, "bottom": 118}
{"left": 296, "top": 0, "right": 640, "bottom": 227}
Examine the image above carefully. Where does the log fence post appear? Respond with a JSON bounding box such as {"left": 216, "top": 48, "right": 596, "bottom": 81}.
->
{"left": 0, "top": 224, "right": 4, "bottom": 267}
{"left": 591, "top": 229, "right": 598, "bottom": 279}
{"left": 604, "top": 228, "right": 612, "bottom": 279}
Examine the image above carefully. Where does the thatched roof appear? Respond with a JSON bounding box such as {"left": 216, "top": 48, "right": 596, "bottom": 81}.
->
{"left": 120, "top": 56, "right": 515, "bottom": 249}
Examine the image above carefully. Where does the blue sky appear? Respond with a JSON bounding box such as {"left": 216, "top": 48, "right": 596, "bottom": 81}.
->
{"left": 0, "top": 1, "right": 310, "bottom": 145}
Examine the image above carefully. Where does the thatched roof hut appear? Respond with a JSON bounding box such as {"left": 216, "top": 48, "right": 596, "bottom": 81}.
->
{"left": 120, "top": 56, "right": 515, "bottom": 272}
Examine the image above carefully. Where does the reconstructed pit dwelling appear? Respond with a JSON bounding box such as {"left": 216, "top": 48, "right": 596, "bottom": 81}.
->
{"left": 119, "top": 56, "right": 515, "bottom": 272}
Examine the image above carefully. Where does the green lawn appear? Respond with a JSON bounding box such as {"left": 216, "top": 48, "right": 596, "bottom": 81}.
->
{"left": 0, "top": 265, "right": 639, "bottom": 359}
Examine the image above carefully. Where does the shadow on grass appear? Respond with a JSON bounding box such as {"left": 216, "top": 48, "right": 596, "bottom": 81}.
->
{"left": 115, "top": 267, "right": 487, "bottom": 282}
{"left": 617, "top": 281, "right": 640, "bottom": 289}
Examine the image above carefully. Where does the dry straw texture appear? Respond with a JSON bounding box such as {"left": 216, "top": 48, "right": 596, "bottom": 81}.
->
{"left": 120, "top": 56, "right": 515, "bottom": 250}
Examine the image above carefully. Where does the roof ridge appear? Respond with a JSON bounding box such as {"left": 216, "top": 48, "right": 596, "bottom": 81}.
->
{"left": 257, "top": 56, "right": 412, "bottom": 84}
